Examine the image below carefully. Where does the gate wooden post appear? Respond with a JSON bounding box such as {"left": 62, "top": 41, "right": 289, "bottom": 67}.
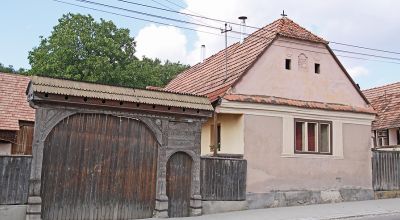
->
{"left": 26, "top": 108, "right": 75, "bottom": 220}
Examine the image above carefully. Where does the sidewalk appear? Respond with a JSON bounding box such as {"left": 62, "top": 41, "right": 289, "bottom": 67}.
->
{"left": 163, "top": 198, "right": 400, "bottom": 220}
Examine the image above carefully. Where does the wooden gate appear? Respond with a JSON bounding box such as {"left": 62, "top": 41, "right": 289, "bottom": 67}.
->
{"left": 372, "top": 150, "right": 400, "bottom": 191}
{"left": 41, "top": 113, "right": 159, "bottom": 220}
{"left": 166, "top": 152, "right": 192, "bottom": 217}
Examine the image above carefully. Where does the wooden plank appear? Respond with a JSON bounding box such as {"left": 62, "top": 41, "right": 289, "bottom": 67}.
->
{"left": 0, "top": 156, "right": 32, "bottom": 205}
{"left": 200, "top": 157, "right": 247, "bottom": 201}
{"left": 372, "top": 151, "right": 400, "bottom": 191}
{"left": 167, "top": 152, "right": 192, "bottom": 217}
{"left": 41, "top": 113, "right": 159, "bottom": 220}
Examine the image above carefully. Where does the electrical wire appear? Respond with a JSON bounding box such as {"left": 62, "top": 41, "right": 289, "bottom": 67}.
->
{"left": 110, "top": 0, "right": 400, "bottom": 55}
{"left": 55, "top": 0, "right": 400, "bottom": 65}
{"left": 54, "top": 0, "right": 228, "bottom": 37}
{"left": 73, "top": 0, "right": 222, "bottom": 31}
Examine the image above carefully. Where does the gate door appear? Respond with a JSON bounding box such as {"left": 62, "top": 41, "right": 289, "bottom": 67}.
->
{"left": 166, "top": 152, "right": 192, "bottom": 217}
{"left": 41, "top": 113, "right": 159, "bottom": 220}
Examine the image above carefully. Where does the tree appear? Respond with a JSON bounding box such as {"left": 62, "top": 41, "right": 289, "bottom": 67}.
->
{"left": 0, "top": 63, "right": 26, "bottom": 74}
{"left": 29, "top": 13, "right": 135, "bottom": 82}
{"left": 28, "top": 13, "right": 188, "bottom": 88}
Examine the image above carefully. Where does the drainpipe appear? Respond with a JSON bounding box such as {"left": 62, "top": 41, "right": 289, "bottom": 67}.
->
{"left": 213, "top": 111, "right": 218, "bottom": 156}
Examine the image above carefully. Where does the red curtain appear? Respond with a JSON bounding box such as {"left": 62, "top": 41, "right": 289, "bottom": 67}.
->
{"left": 308, "top": 123, "right": 316, "bottom": 152}
{"left": 295, "top": 123, "right": 303, "bottom": 151}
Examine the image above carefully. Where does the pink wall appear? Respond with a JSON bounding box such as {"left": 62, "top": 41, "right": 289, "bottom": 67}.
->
{"left": 244, "top": 114, "right": 372, "bottom": 192}
{"left": 233, "top": 37, "right": 368, "bottom": 108}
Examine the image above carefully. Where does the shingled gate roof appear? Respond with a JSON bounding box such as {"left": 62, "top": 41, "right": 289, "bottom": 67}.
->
{"left": 363, "top": 82, "right": 400, "bottom": 130}
{"left": 164, "top": 17, "right": 327, "bottom": 101}
{"left": 29, "top": 76, "right": 214, "bottom": 111}
{"left": 0, "top": 73, "right": 35, "bottom": 131}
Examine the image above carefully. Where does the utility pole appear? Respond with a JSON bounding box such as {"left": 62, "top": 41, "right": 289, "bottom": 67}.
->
{"left": 221, "top": 23, "right": 232, "bottom": 82}
{"left": 212, "top": 23, "right": 231, "bottom": 157}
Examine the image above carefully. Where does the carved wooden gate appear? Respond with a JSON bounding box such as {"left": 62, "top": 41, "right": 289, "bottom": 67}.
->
{"left": 41, "top": 113, "right": 159, "bottom": 220}
{"left": 166, "top": 152, "right": 192, "bottom": 217}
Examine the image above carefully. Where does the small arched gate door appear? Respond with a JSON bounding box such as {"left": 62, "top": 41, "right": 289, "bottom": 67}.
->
{"left": 41, "top": 113, "right": 159, "bottom": 220}
{"left": 166, "top": 152, "right": 193, "bottom": 217}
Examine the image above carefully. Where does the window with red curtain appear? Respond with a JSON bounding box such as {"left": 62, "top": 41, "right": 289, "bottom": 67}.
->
{"left": 295, "top": 122, "right": 303, "bottom": 151}
{"left": 308, "top": 123, "right": 316, "bottom": 152}
{"left": 294, "top": 119, "right": 332, "bottom": 155}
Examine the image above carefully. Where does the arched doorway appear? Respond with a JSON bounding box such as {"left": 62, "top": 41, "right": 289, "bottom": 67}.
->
{"left": 166, "top": 152, "right": 193, "bottom": 217}
{"left": 41, "top": 113, "right": 159, "bottom": 220}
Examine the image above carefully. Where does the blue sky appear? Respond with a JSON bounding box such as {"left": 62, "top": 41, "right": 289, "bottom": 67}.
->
{"left": 1, "top": 0, "right": 399, "bottom": 90}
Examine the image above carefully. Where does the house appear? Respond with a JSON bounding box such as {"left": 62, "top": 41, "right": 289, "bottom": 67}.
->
{"left": 0, "top": 73, "right": 35, "bottom": 155}
{"left": 164, "top": 17, "right": 376, "bottom": 211}
{"left": 363, "top": 82, "right": 400, "bottom": 148}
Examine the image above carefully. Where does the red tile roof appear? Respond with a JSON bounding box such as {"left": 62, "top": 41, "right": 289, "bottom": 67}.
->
{"left": 224, "top": 94, "right": 375, "bottom": 114}
{"left": 0, "top": 73, "right": 35, "bottom": 130}
{"left": 164, "top": 17, "right": 327, "bottom": 101}
{"left": 363, "top": 82, "right": 400, "bottom": 130}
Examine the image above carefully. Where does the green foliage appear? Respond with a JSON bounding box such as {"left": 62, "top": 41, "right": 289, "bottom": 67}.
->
{"left": 0, "top": 63, "right": 26, "bottom": 74}
{"left": 28, "top": 13, "right": 188, "bottom": 88}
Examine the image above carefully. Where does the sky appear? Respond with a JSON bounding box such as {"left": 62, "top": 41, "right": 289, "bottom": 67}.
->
{"left": 1, "top": 0, "right": 399, "bottom": 90}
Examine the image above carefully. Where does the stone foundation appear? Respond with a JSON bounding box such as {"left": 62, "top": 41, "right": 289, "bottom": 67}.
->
{"left": 375, "top": 190, "right": 400, "bottom": 199}
{"left": 202, "top": 188, "right": 374, "bottom": 215}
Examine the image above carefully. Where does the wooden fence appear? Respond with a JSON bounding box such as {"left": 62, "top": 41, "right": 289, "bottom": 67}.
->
{"left": 0, "top": 155, "right": 32, "bottom": 204}
{"left": 372, "top": 150, "right": 400, "bottom": 191}
{"left": 200, "top": 156, "right": 247, "bottom": 201}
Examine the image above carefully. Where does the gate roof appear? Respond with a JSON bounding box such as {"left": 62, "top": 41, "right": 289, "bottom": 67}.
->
{"left": 27, "top": 76, "right": 214, "bottom": 112}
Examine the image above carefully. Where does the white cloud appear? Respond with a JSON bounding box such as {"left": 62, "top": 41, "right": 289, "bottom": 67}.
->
{"left": 347, "top": 66, "right": 369, "bottom": 78}
{"left": 135, "top": 24, "right": 188, "bottom": 63}
{"left": 134, "top": 0, "right": 400, "bottom": 72}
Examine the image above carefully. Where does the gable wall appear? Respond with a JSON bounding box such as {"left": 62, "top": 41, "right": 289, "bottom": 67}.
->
{"left": 233, "top": 37, "right": 367, "bottom": 108}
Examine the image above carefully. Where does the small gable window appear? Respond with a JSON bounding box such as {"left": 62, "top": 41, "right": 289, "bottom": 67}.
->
{"left": 285, "top": 59, "right": 291, "bottom": 70}
{"left": 315, "top": 63, "right": 320, "bottom": 74}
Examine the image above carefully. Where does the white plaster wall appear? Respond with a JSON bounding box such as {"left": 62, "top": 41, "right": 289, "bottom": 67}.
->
{"left": 0, "top": 143, "right": 11, "bottom": 155}
{"left": 389, "top": 128, "right": 399, "bottom": 146}
{"left": 201, "top": 114, "right": 244, "bottom": 155}
{"left": 233, "top": 37, "right": 368, "bottom": 108}
{"left": 216, "top": 100, "right": 374, "bottom": 192}
{"left": 244, "top": 114, "right": 372, "bottom": 192}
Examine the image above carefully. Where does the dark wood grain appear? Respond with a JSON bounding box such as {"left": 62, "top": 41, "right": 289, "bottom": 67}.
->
{"left": 167, "top": 152, "right": 192, "bottom": 217}
{"left": 200, "top": 156, "right": 247, "bottom": 201}
{"left": 0, "top": 156, "right": 32, "bottom": 205}
{"left": 12, "top": 123, "right": 34, "bottom": 155}
{"left": 41, "top": 113, "right": 159, "bottom": 220}
{"left": 372, "top": 150, "right": 400, "bottom": 191}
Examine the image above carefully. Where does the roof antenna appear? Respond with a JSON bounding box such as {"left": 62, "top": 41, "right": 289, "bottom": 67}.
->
{"left": 281, "top": 10, "right": 287, "bottom": 17}
{"left": 221, "top": 23, "right": 232, "bottom": 82}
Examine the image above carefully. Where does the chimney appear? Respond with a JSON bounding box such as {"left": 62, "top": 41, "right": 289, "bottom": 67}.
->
{"left": 201, "top": 44, "right": 206, "bottom": 62}
{"left": 238, "top": 16, "right": 247, "bottom": 43}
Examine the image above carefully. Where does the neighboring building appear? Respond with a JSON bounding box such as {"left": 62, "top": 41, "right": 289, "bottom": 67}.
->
{"left": 165, "top": 17, "right": 376, "bottom": 209}
{"left": 363, "top": 82, "right": 400, "bottom": 148}
{"left": 0, "top": 73, "right": 35, "bottom": 155}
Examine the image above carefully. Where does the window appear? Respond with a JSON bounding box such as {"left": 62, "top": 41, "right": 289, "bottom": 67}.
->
{"left": 315, "top": 63, "right": 320, "bottom": 74}
{"left": 295, "top": 119, "right": 332, "bottom": 154}
{"left": 397, "top": 129, "right": 400, "bottom": 145}
{"left": 285, "top": 59, "right": 291, "bottom": 70}
{"left": 376, "top": 130, "right": 389, "bottom": 147}
{"left": 210, "top": 124, "right": 221, "bottom": 151}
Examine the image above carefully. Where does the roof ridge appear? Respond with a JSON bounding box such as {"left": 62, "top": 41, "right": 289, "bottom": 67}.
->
{"left": 31, "top": 75, "right": 207, "bottom": 98}
{"left": 363, "top": 81, "right": 400, "bottom": 92}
